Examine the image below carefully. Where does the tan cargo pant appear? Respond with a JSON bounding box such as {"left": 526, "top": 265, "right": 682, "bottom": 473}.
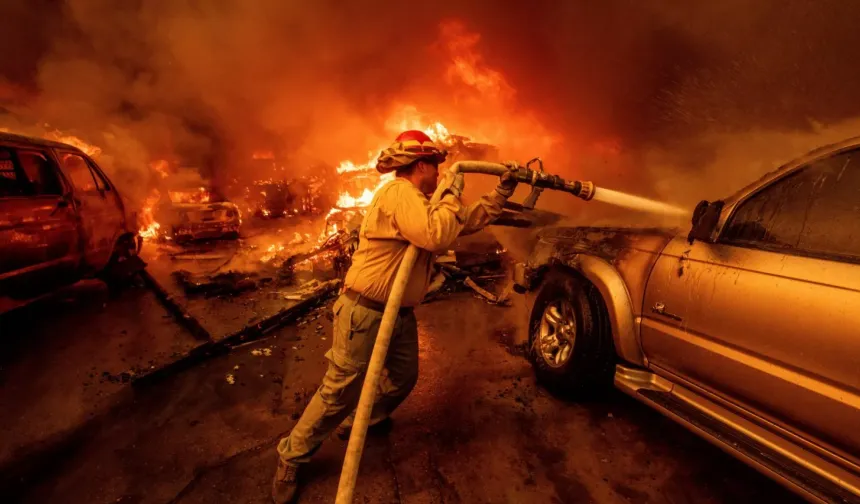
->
{"left": 277, "top": 293, "right": 418, "bottom": 464}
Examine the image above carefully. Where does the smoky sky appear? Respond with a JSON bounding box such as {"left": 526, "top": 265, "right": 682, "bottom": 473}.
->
{"left": 3, "top": 0, "right": 860, "bottom": 193}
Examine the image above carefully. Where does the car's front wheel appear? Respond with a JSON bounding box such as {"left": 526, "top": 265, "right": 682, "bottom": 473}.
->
{"left": 528, "top": 271, "right": 615, "bottom": 398}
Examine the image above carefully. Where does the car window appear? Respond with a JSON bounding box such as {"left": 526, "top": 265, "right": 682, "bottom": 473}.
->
{"left": 17, "top": 150, "right": 64, "bottom": 196}
{"left": 59, "top": 152, "right": 100, "bottom": 193}
{"left": 722, "top": 147, "right": 860, "bottom": 261}
{"left": 0, "top": 148, "right": 26, "bottom": 197}
{"left": 86, "top": 161, "right": 111, "bottom": 192}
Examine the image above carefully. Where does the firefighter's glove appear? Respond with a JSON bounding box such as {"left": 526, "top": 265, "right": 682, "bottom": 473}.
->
{"left": 496, "top": 161, "right": 519, "bottom": 198}
{"left": 440, "top": 170, "right": 465, "bottom": 199}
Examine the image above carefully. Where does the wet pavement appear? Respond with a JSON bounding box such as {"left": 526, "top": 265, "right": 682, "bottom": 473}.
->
{"left": 5, "top": 289, "right": 801, "bottom": 504}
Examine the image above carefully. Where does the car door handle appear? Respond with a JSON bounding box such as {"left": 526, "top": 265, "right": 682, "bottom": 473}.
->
{"left": 652, "top": 302, "right": 683, "bottom": 322}
{"left": 50, "top": 198, "right": 70, "bottom": 216}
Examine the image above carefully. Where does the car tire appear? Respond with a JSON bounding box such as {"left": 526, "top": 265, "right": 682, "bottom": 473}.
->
{"left": 528, "top": 270, "right": 615, "bottom": 398}
{"left": 99, "top": 235, "right": 142, "bottom": 296}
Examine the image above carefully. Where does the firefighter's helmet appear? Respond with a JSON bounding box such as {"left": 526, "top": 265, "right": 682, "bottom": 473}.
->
{"left": 375, "top": 130, "right": 448, "bottom": 174}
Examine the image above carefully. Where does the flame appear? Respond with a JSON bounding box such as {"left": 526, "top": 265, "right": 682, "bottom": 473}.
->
{"left": 138, "top": 189, "right": 163, "bottom": 241}
{"left": 335, "top": 174, "right": 394, "bottom": 208}
{"left": 139, "top": 221, "right": 161, "bottom": 240}
{"left": 168, "top": 187, "right": 212, "bottom": 204}
{"left": 260, "top": 242, "right": 286, "bottom": 263}
{"left": 289, "top": 232, "right": 305, "bottom": 245}
{"left": 151, "top": 159, "right": 170, "bottom": 179}
{"left": 44, "top": 131, "right": 102, "bottom": 158}
{"left": 333, "top": 109, "right": 453, "bottom": 210}
{"left": 440, "top": 20, "right": 514, "bottom": 101}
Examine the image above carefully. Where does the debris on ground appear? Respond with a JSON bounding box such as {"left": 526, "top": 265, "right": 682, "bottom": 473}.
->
{"left": 424, "top": 238, "right": 512, "bottom": 305}
{"left": 225, "top": 373, "right": 236, "bottom": 385}
{"left": 251, "top": 348, "right": 273, "bottom": 357}
{"left": 425, "top": 271, "right": 447, "bottom": 298}
{"left": 100, "top": 370, "right": 137, "bottom": 384}
{"left": 464, "top": 277, "right": 513, "bottom": 306}
{"left": 282, "top": 279, "right": 342, "bottom": 302}
{"left": 172, "top": 269, "right": 268, "bottom": 298}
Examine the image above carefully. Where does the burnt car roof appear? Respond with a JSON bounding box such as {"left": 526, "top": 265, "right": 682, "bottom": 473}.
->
{"left": 0, "top": 131, "right": 87, "bottom": 153}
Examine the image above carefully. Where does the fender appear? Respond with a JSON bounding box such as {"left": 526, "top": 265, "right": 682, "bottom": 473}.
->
{"left": 516, "top": 254, "right": 647, "bottom": 367}
{"left": 565, "top": 254, "right": 646, "bottom": 367}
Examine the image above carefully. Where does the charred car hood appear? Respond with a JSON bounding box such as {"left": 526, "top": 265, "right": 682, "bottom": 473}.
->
{"left": 534, "top": 226, "right": 678, "bottom": 263}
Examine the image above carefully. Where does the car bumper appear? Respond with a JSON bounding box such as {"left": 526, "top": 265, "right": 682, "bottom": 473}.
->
{"left": 175, "top": 221, "right": 240, "bottom": 240}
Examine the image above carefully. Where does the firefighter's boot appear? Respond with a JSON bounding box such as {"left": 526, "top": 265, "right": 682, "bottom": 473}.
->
{"left": 272, "top": 458, "right": 299, "bottom": 504}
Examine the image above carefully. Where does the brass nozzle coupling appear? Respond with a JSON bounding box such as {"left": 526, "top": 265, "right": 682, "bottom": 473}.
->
{"left": 577, "top": 180, "right": 595, "bottom": 201}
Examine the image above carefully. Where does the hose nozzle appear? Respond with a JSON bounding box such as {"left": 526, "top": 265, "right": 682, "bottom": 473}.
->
{"left": 576, "top": 180, "right": 595, "bottom": 201}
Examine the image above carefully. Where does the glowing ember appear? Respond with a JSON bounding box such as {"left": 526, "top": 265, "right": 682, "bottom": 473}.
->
{"left": 260, "top": 243, "right": 286, "bottom": 263}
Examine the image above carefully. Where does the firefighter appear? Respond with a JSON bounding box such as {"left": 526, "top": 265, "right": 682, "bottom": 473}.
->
{"left": 272, "top": 130, "right": 518, "bottom": 503}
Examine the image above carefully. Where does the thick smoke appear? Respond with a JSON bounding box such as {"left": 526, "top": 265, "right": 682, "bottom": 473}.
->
{"left": 3, "top": 0, "right": 860, "bottom": 220}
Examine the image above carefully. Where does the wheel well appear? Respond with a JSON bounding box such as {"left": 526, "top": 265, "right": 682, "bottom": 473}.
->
{"left": 531, "top": 258, "right": 644, "bottom": 366}
{"left": 533, "top": 265, "right": 613, "bottom": 346}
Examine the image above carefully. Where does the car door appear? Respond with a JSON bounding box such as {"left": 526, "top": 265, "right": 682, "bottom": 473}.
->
{"left": 55, "top": 150, "right": 123, "bottom": 272}
{"left": 641, "top": 147, "right": 860, "bottom": 466}
{"left": 0, "top": 146, "right": 81, "bottom": 298}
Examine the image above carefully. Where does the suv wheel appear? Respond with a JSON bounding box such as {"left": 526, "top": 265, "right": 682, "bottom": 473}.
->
{"left": 528, "top": 271, "right": 615, "bottom": 397}
{"left": 100, "top": 235, "right": 144, "bottom": 295}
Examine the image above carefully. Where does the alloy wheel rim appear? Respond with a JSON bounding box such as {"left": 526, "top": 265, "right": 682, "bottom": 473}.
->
{"left": 537, "top": 300, "right": 577, "bottom": 368}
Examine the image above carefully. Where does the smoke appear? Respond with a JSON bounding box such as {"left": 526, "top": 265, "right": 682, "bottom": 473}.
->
{"left": 3, "top": 0, "right": 860, "bottom": 220}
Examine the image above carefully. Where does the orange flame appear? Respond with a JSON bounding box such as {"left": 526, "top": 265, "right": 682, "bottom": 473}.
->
{"left": 440, "top": 20, "right": 515, "bottom": 101}
{"left": 44, "top": 131, "right": 102, "bottom": 158}
{"left": 333, "top": 108, "right": 454, "bottom": 210}
{"left": 168, "top": 187, "right": 212, "bottom": 204}
{"left": 138, "top": 189, "right": 163, "bottom": 241}
{"left": 151, "top": 160, "right": 170, "bottom": 179}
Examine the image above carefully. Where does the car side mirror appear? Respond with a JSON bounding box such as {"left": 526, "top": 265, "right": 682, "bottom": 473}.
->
{"left": 687, "top": 199, "right": 723, "bottom": 244}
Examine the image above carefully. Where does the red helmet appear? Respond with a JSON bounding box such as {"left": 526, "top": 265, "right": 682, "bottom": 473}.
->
{"left": 376, "top": 130, "right": 448, "bottom": 173}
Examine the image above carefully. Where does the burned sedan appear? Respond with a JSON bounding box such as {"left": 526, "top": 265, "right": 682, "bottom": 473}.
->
{"left": 154, "top": 185, "right": 241, "bottom": 243}
{"left": 514, "top": 138, "right": 860, "bottom": 503}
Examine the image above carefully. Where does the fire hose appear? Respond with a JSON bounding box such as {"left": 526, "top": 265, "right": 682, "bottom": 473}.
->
{"left": 334, "top": 160, "right": 595, "bottom": 504}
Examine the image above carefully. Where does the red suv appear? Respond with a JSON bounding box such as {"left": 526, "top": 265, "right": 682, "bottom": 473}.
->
{"left": 0, "top": 132, "right": 139, "bottom": 311}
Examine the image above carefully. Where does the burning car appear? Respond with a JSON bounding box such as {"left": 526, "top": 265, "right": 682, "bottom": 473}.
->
{"left": 153, "top": 185, "right": 241, "bottom": 243}
{"left": 0, "top": 132, "right": 140, "bottom": 310}
{"left": 247, "top": 174, "right": 333, "bottom": 219}
{"left": 514, "top": 138, "right": 860, "bottom": 503}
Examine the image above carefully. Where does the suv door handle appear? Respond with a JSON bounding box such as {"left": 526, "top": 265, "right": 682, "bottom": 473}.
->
{"left": 50, "top": 198, "right": 70, "bottom": 216}
{"left": 652, "top": 302, "right": 683, "bottom": 322}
